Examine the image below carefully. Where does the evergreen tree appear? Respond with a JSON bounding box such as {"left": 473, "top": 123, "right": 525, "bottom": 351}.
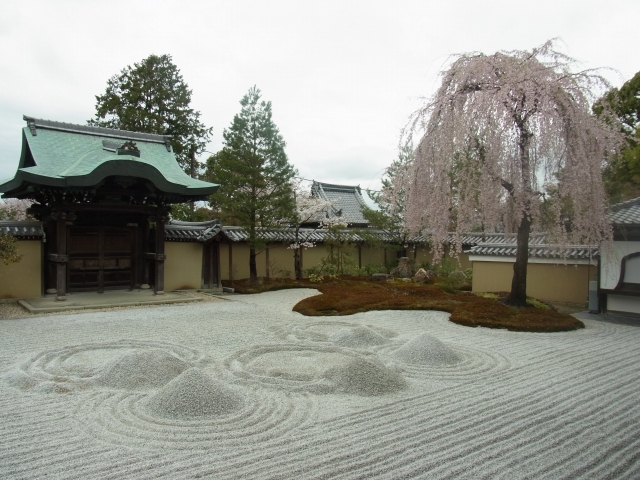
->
{"left": 365, "top": 142, "right": 414, "bottom": 240}
{"left": 205, "top": 86, "right": 296, "bottom": 280}
{"left": 594, "top": 71, "right": 640, "bottom": 203}
{"left": 89, "top": 54, "right": 212, "bottom": 175}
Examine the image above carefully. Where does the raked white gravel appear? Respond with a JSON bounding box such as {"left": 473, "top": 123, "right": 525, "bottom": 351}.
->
{"left": 1, "top": 288, "right": 639, "bottom": 479}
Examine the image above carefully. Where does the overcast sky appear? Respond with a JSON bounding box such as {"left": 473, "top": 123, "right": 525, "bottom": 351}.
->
{"left": 1, "top": 0, "right": 638, "bottom": 194}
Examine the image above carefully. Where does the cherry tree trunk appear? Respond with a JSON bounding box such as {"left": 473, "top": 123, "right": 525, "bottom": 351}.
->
{"left": 506, "top": 214, "right": 531, "bottom": 307}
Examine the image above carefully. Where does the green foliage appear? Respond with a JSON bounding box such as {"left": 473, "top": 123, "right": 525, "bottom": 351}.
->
{"left": 0, "top": 234, "right": 22, "bottom": 265}
{"left": 322, "top": 227, "right": 359, "bottom": 275}
{"left": 170, "top": 203, "right": 219, "bottom": 222}
{"left": 418, "top": 260, "right": 431, "bottom": 271}
{"left": 0, "top": 200, "right": 29, "bottom": 264}
{"left": 368, "top": 142, "right": 413, "bottom": 223}
{"left": 433, "top": 261, "right": 471, "bottom": 293}
{"left": 364, "top": 142, "right": 416, "bottom": 248}
{"left": 475, "top": 292, "right": 499, "bottom": 299}
{"left": 204, "top": 86, "right": 296, "bottom": 279}
{"left": 308, "top": 273, "right": 323, "bottom": 283}
{"left": 601, "top": 130, "right": 640, "bottom": 203}
{"left": 526, "top": 298, "right": 552, "bottom": 310}
{"left": 89, "top": 54, "right": 212, "bottom": 174}
{"left": 357, "top": 264, "right": 388, "bottom": 275}
{"left": 434, "top": 257, "right": 457, "bottom": 276}
{"left": 464, "top": 268, "right": 473, "bottom": 282}
{"left": 307, "top": 272, "right": 337, "bottom": 283}
{"left": 594, "top": 71, "right": 640, "bottom": 203}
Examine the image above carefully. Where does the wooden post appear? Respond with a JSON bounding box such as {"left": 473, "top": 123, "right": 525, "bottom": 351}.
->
{"left": 358, "top": 244, "right": 362, "bottom": 270}
{"left": 228, "top": 242, "right": 233, "bottom": 284}
{"left": 201, "top": 243, "right": 208, "bottom": 289}
{"left": 98, "top": 226, "right": 105, "bottom": 293}
{"left": 265, "top": 246, "right": 270, "bottom": 279}
{"left": 140, "top": 219, "right": 151, "bottom": 289}
{"left": 216, "top": 243, "right": 222, "bottom": 288}
{"left": 154, "top": 215, "right": 166, "bottom": 295}
{"left": 208, "top": 243, "right": 215, "bottom": 289}
{"left": 55, "top": 212, "right": 67, "bottom": 301}
{"left": 50, "top": 211, "right": 74, "bottom": 301}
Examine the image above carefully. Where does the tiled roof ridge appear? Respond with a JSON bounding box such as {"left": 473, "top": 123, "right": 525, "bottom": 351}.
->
{"left": 449, "top": 232, "right": 546, "bottom": 238}
{"left": 168, "top": 219, "right": 220, "bottom": 227}
{"left": 313, "top": 181, "right": 362, "bottom": 193}
{"left": 610, "top": 196, "right": 640, "bottom": 212}
{"left": 23, "top": 115, "right": 171, "bottom": 144}
{"left": 472, "top": 242, "right": 597, "bottom": 249}
{"left": 0, "top": 220, "right": 44, "bottom": 238}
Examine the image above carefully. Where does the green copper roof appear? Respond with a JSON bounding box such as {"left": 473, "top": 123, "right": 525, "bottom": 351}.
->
{"left": 0, "top": 116, "right": 218, "bottom": 198}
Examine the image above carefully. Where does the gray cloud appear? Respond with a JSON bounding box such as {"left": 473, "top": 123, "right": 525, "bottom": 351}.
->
{"left": 1, "top": 0, "right": 638, "bottom": 189}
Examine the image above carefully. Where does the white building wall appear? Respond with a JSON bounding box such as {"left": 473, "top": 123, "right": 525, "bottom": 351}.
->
{"left": 607, "top": 294, "right": 640, "bottom": 314}
{"left": 600, "top": 241, "right": 640, "bottom": 290}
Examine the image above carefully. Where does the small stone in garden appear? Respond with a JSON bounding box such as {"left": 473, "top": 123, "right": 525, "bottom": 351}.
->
{"left": 392, "top": 257, "right": 414, "bottom": 278}
{"left": 413, "top": 268, "right": 432, "bottom": 283}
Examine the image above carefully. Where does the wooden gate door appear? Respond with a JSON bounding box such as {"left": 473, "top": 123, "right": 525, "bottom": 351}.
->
{"left": 68, "top": 226, "right": 134, "bottom": 292}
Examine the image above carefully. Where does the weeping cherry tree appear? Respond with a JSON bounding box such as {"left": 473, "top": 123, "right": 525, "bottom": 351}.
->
{"left": 403, "top": 40, "right": 624, "bottom": 306}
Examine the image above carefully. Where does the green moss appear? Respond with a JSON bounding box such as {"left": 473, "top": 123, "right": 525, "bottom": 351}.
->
{"left": 526, "top": 298, "right": 552, "bottom": 310}
{"left": 475, "top": 292, "right": 499, "bottom": 299}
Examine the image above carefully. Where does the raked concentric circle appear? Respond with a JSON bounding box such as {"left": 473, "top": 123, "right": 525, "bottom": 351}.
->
{"left": 224, "top": 344, "right": 399, "bottom": 394}
{"left": 378, "top": 342, "right": 512, "bottom": 379}
{"left": 72, "top": 385, "right": 316, "bottom": 450}
{"left": 276, "top": 321, "right": 398, "bottom": 348}
{"left": 1, "top": 340, "right": 206, "bottom": 393}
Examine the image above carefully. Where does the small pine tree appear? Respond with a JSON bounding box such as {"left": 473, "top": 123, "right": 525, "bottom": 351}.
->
{"left": 205, "top": 86, "right": 296, "bottom": 280}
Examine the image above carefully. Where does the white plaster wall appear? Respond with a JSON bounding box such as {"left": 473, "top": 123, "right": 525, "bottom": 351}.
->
{"left": 607, "top": 294, "right": 640, "bottom": 314}
{"left": 600, "top": 241, "right": 640, "bottom": 290}
{"left": 623, "top": 256, "right": 640, "bottom": 283}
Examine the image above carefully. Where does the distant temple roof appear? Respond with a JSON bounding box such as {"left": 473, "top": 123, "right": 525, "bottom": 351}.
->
{"left": 609, "top": 197, "right": 640, "bottom": 226}
{"left": 0, "top": 116, "right": 219, "bottom": 200}
{"left": 310, "top": 181, "right": 369, "bottom": 226}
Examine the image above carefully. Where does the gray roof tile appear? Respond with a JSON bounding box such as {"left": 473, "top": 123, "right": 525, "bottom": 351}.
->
{"left": 165, "top": 220, "right": 223, "bottom": 242}
{"left": 0, "top": 221, "right": 44, "bottom": 238}
{"left": 609, "top": 197, "right": 640, "bottom": 225}
{"left": 311, "top": 182, "right": 369, "bottom": 225}
{"left": 468, "top": 243, "right": 598, "bottom": 260}
{"left": 0, "top": 116, "right": 218, "bottom": 198}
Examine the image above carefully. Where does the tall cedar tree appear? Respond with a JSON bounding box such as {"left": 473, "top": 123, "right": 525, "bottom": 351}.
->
{"left": 403, "top": 40, "right": 624, "bottom": 306}
{"left": 206, "top": 87, "right": 296, "bottom": 280}
{"left": 594, "top": 71, "right": 640, "bottom": 203}
{"left": 89, "top": 54, "right": 212, "bottom": 175}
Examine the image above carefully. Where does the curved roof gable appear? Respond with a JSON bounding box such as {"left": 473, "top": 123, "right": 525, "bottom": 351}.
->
{"left": 0, "top": 116, "right": 218, "bottom": 198}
